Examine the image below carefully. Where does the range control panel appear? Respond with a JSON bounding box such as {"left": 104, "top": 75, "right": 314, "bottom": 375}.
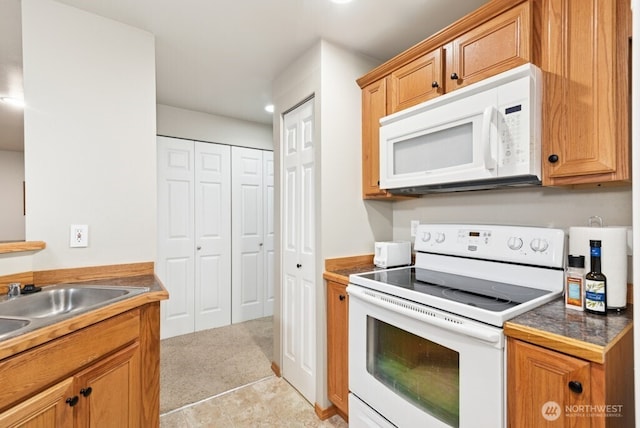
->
{"left": 414, "top": 224, "right": 565, "bottom": 268}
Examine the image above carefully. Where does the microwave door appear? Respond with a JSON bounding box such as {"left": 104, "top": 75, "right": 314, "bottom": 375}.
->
{"left": 380, "top": 106, "right": 498, "bottom": 189}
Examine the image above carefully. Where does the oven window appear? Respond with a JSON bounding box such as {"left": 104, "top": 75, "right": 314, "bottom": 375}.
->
{"left": 367, "top": 316, "right": 459, "bottom": 427}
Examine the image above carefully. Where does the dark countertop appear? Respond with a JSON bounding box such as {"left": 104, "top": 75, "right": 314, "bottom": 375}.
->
{"left": 504, "top": 298, "right": 633, "bottom": 363}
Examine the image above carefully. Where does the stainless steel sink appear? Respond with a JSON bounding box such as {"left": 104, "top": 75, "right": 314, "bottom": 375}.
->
{"left": 0, "top": 284, "right": 149, "bottom": 341}
{"left": 0, "top": 317, "right": 30, "bottom": 339}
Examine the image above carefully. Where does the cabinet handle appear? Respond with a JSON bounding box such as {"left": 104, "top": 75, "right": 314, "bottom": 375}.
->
{"left": 339, "top": 294, "right": 346, "bottom": 301}
{"left": 80, "top": 387, "right": 93, "bottom": 397}
{"left": 296, "top": 263, "right": 302, "bottom": 268}
{"left": 431, "top": 81, "right": 439, "bottom": 88}
{"left": 548, "top": 154, "right": 559, "bottom": 163}
{"left": 450, "top": 72, "right": 459, "bottom": 80}
{"left": 568, "top": 381, "right": 583, "bottom": 394}
{"left": 66, "top": 396, "right": 79, "bottom": 407}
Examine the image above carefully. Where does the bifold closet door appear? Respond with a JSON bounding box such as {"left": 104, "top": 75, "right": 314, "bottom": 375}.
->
{"left": 157, "top": 137, "right": 231, "bottom": 339}
{"left": 281, "top": 98, "right": 316, "bottom": 403}
{"left": 231, "top": 146, "right": 269, "bottom": 323}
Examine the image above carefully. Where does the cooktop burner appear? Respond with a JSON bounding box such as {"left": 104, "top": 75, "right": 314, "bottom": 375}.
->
{"left": 357, "top": 267, "right": 551, "bottom": 312}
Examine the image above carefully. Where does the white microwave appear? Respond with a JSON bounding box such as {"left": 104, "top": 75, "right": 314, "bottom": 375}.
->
{"left": 379, "top": 63, "right": 542, "bottom": 193}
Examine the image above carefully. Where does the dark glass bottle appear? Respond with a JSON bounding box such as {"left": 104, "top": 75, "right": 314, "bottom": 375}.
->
{"left": 584, "top": 240, "right": 607, "bottom": 315}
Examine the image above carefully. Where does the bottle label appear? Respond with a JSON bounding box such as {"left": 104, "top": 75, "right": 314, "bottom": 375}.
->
{"left": 585, "top": 279, "right": 606, "bottom": 313}
{"left": 566, "top": 277, "right": 583, "bottom": 306}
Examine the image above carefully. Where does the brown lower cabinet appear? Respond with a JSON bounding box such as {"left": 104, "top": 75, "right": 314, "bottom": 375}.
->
{"left": 326, "top": 279, "right": 349, "bottom": 420}
{"left": 507, "top": 333, "right": 634, "bottom": 428}
{"left": 0, "top": 304, "right": 159, "bottom": 427}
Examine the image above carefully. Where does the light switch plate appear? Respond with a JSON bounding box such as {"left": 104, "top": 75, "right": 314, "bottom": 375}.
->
{"left": 410, "top": 220, "right": 420, "bottom": 237}
{"left": 70, "top": 224, "right": 88, "bottom": 248}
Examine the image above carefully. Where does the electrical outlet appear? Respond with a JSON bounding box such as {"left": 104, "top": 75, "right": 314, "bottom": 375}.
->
{"left": 410, "top": 220, "right": 420, "bottom": 237}
{"left": 70, "top": 224, "right": 88, "bottom": 248}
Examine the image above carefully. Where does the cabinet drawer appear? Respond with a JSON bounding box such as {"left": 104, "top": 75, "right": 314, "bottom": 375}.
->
{"left": 0, "top": 309, "right": 140, "bottom": 411}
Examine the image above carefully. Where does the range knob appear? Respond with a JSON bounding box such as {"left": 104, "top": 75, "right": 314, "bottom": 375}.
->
{"left": 435, "top": 232, "right": 445, "bottom": 243}
{"left": 421, "top": 231, "right": 432, "bottom": 242}
{"left": 507, "top": 236, "right": 523, "bottom": 250}
{"left": 530, "top": 238, "right": 549, "bottom": 252}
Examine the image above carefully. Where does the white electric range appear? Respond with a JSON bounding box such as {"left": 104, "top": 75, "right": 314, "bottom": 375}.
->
{"left": 347, "top": 223, "right": 566, "bottom": 428}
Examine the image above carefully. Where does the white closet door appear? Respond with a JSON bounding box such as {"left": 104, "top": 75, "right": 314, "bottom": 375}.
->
{"left": 263, "top": 151, "right": 275, "bottom": 317}
{"left": 231, "top": 147, "right": 265, "bottom": 323}
{"left": 281, "top": 98, "right": 316, "bottom": 403}
{"left": 157, "top": 136, "right": 196, "bottom": 339}
{"left": 194, "top": 142, "right": 231, "bottom": 331}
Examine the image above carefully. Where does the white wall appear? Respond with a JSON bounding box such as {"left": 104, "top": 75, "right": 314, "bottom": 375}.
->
{"left": 0, "top": 150, "right": 25, "bottom": 241}
{"left": 157, "top": 104, "right": 272, "bottom": 150}
{"left": 8, "top": 0, "right": 157, "bottom": 274}
{"left": 393, "top": 186, "right": 632, "bottom": 237}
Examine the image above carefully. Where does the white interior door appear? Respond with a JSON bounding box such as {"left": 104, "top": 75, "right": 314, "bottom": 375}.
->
{"left": 194, "top": 142, "right": 231, "bottom": 331}
{"left": 157, "top": 136, "right": 196, "bottom": 339}
{"left": 232, "top": 147, "right": 265, "bottom": 323}
{"left": 281, "top": 98, "right": 316, "bottom": 403}
{"left": 264, "top": 151, "right": 275, "bottom": 316}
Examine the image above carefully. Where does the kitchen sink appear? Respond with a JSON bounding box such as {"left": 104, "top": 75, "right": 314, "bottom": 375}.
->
{"left": 0, "top": 317, "right": 30, "bottom": 339}
{"left": 0, "top": 284, "right": 149, "bottom": 341}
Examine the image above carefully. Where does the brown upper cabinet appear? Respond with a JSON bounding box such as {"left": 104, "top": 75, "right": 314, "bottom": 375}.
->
{"left": 540, "top": 0, "right": 631, "bottom": 186}
{"left": 357, "top": 0, "right": 631, "bottom": 199}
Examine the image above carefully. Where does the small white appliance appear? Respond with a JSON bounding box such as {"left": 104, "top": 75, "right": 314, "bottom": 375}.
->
{"left": 374, "top": 241, "right": 411, "bottom": 268}
{"left": 348, "top": 223, "right": 565, "bottom": 427}
{"left": 379, "top": 63, "right": 542, "bottom": 193}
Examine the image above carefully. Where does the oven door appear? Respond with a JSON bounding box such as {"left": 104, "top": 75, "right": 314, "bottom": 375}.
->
{"left": 347, "top": 284, "right": 505, "bottom": 428}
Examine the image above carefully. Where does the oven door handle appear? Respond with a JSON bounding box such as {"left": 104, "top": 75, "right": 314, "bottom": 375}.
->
{"left": 349, "top": 286, "right": 502, "bottom": 345}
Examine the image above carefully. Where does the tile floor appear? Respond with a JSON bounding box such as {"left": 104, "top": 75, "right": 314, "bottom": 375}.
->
{"left": 160, "top": 375, "right": 349, "bottom": 427}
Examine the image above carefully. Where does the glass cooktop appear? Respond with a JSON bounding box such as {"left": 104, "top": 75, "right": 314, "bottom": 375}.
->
{"left": 357, "top": 267, "right": 551, "bottom": 313}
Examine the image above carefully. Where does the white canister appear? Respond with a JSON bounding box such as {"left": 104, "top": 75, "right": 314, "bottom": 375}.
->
{"left": 569, "top": 223, "right": 631, "bottom": 310}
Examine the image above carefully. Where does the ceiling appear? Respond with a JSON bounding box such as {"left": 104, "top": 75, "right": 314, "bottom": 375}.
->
{"left": 0, "top": 0, "right": 488, "bottom": 151}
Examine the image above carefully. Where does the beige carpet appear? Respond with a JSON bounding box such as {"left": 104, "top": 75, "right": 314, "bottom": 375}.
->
{"left": 160, "top": 316, "right": 274, "bottom": 414}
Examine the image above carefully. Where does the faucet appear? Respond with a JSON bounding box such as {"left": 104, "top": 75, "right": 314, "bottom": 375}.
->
{"left": 7, "top": 283, "right": 21, "bottom": 298}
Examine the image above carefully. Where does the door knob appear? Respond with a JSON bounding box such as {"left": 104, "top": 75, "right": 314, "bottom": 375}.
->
{"left": 296, "top": 263, "right": 302, "bottom": 268}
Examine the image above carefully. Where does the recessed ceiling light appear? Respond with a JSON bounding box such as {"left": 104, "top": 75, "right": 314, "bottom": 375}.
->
{"left": 330, "top": 0, "right": 353, "bottom": 3}
{"left": 264, "top": 104, "right": 274, "bottom": 113}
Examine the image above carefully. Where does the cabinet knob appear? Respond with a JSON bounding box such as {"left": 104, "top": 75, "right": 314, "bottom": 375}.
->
{"left": 450, "top": 72, "right": 459, "bottom": 80}
{"left": 548, "top": 154, "right": 559, "bottom": 163}
{"left": 196, "top": 246, "right": 202, "bottom": 251}
{"left": 339, "top": 294, "right": 346, "bottom": 301}
{"left": 80, "top": 387, "right": 93, "bottom": 397}
{"left": 431, "top": 81, "right": 439, "bottom": 88}
{"left": 66, "top": 396, "right": 79, "bottom": 407}
{"left": 568, "top": 380, "right": 583, "bottom": 394}
{"left": 296, "top": 263, "right": 302, "bottom": 268}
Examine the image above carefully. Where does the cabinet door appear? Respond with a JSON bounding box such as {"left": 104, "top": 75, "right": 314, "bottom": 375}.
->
{"left": 446, "top": 2, "right": 531, "bottom": 92}
{"left": 507, "top": 338, "right": 591, "bottom": 428}
{"left": 541, "top": 0, "right": 630, "bottom": 185}
{"left": 74, "top": 343, "right": 141, "bottom": 428}
{"left": 361, "top": 78, "right": 388, "bottom": 198}
{"left": 388, "top": 48, "right": 443, "bottom": 114}
{"left": 327, "top": 280, "right": 349, "bottom": 418}
{"left": 0, "top": 378, "right": 74, "bottom": 428}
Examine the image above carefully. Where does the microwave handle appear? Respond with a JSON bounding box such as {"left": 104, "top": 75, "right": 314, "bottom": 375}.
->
{"left": 482, "top": 106, "right": 497, "bottom": 170}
